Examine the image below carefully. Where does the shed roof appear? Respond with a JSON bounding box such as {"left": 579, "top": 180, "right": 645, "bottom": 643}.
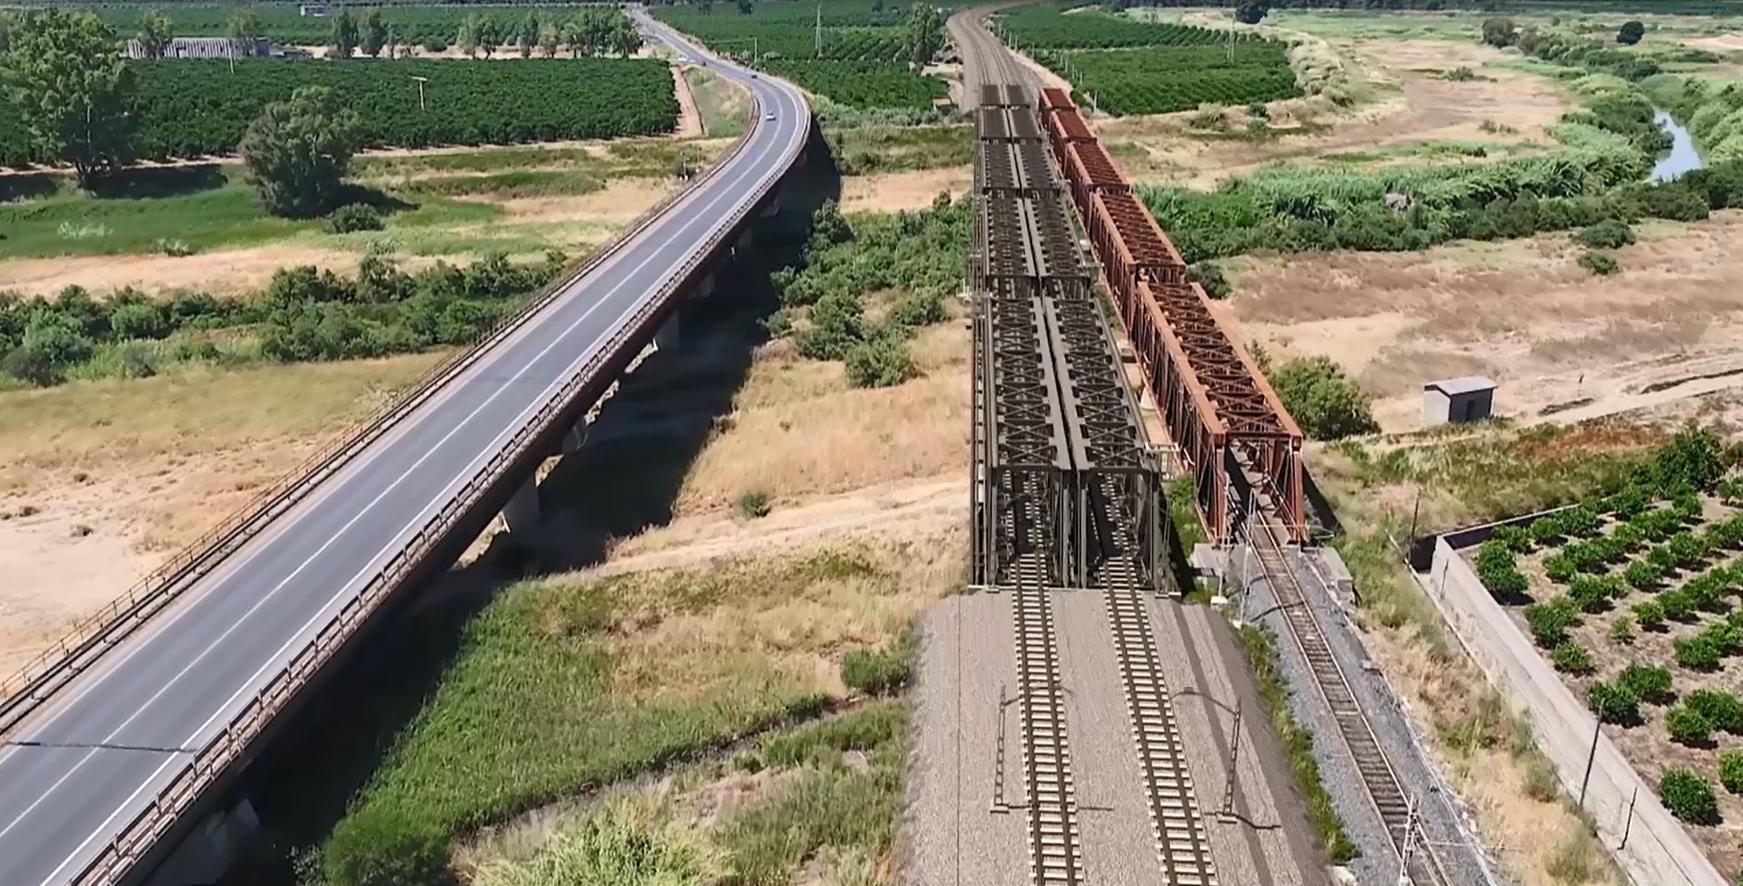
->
{"left": 1424, "top": 376, "right": 1496, "bottom": 396}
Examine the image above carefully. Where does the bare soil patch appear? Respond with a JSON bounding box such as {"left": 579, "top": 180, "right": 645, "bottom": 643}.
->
{"left": 0, "top": 353, "right": 441, "bottom": 670}
{"left": 839, "top": 167, "right": 972, "bottom": 213}
{"left": 1224, "top": 213, "right": 1743, "bottom": 430}
{"left": 0, "top": 246, "right": 365, "bottom": 298}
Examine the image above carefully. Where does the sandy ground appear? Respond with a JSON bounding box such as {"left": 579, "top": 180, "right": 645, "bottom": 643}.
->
{"left": 1222, "top": 212, "right": 1743, "bottom": 431}
{"left": 838, "top": 167, "right": 973, "bottom": 213}
{"left": 670, "top": 63, "right": 705, "bottom": 140}
{"left": 1099, "top": 38, "right": 1569, "bottom": 188}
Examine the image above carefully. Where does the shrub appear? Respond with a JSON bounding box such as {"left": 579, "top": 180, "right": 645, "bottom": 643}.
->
{"left": 888, "top": 291, "right": 945, "bottom": 328}
{"left": 1685, "top": 689, "right": 1743, "bottom": 733}
{"left": 1719, "top": 750, "right": 1743, "bottom": 794}
{"left": 1660, "top": 589, "right": 1695, "bottom": 622}
{"left": 1578, "top": 250, "right": 1619, "bottom": 275}
{"left": 796, "top": 291, "right": 864, "bottom": 361}
{"left": 1492, "top": 524, "right": 1530, "bottom": 553}
{"left": 1623, "top": 559, "right": 1662, "bottom": 590}
{"left": 1667, "top": 705, "right": 1714, "bottom": 746}
{"left": 1188, "top": 261, "right": 1231, "bottom": 299}
{"left": 328, "top": 203, "right": 385, "bottom": 234}
{"left": 240, "top": 85, "right": 362, "bottom": 218}
{"left": 107, "top": 302, "right": 169, "bottom": 341}
{"left": 1543, "top": 554, "right": 1577, "bottom": 584}
{"left": 1587, "top": 681, "right": 1639, "bottom": 725}
{"left": 1561, "top": 504, "right": 1601, "bottom": 537}
{"left": 736, "top": 490, "right": 771, "bottom": 519}
{"left": 1529, "top": 515, "right": 1565, "bottom": 545}
{"left": 844, "top": 331, "right": 914, "bottom": 389}
{"left": 1632, "top": 599, "right": 1665, "bottom": 630}
{"left": 1668, "top": 531, "right": 1710, "bottom": 568}
{"left": 1551, "top": 642, "right": 1593, "bottom": 674}
{"left": 1617, "top": 663, "right": 1672, "bottom": 703}
{"left": 1524, "top": 600, "right": 1576, "bottom": 648}
{"left": 1660, "top": 769, "right": 1718, "bottom": 824}
{"left": 840, "top": 639, "right": 911, "bottom": 696}
{"left": 1567, "top": 577, "right": 1611, "bottom": 613}
{"left": 1605, "top": 486, "right": 1649, "bottom": 518}
{"left": 3, "top": 317, "right": 93, "bottom": 386}
{"left": 1611, "top": 522, "right": 1644, "bottom": 550}
{"left": 1675, "top": 634, "right": 1721, "bottom": 670}
{"left": 1267, "top": 356, "right": 1377, "bottom": 440}
{"left": 1576, "top": 219, "right": 1634, "bottom": 249}
{"left": 1609, "top": 615, "right": 1635, "bottom": 646}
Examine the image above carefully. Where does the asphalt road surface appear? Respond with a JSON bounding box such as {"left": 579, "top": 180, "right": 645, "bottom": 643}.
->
{"left": 0, "top": 18, "right": 806, "bottom": 885}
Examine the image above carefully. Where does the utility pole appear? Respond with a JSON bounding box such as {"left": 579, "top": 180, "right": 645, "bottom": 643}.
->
{"left": 410, "top": 75, "right": 428, "bottom": 112}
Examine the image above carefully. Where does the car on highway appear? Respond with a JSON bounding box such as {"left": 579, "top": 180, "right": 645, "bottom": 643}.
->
{"left": 764, "top": 111, "right": 777, "bottom": 121}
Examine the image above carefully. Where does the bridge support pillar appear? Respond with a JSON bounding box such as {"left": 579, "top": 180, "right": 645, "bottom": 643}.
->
{"left": 143, "top": 797, "right": 259, "bottom": 886}
{"left": 759, "top": 194, "right": 781, "bottom": 219}
{"left": 734, "top": 226, "right": 754, "bottom": 252}
{"left": 655, "top": 311, "right": 682, "bottom": 351}
{"left": 559, "top": 417, "right": 589, "bottom": 455}
{"left": 693, "top": 272, "right": 715, "bottom": 300}
{"left": 500, "top": 476, "right": 540, "bottom": 535}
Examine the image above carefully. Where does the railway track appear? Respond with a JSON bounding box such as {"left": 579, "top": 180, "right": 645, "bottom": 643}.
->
{"left": 1098, "top": 487, "right": 1218, "bottom": 886}
{"left": 1249, "top": 520, "right": 1452, "bottom": 886}
{"left": 1009, "top": 502, "right": 1085, "bottom": 885}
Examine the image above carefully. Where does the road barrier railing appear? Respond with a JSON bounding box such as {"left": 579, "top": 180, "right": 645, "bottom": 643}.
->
{"left": 0, "top": 72, "right": 769, "bottom": 743}
{"left": 72, "top": 82, "right": 805, "bottom": 886}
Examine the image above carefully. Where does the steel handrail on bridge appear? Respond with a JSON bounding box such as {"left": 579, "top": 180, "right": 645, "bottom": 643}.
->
{"left": 0, "top": 100, "right": 773, "bottom": 743}
{"left": 71, "top": 87, "right": 802, "bottom": 885}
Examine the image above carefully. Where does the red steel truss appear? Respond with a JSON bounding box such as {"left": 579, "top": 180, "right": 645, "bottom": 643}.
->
{"left": 1038, "top": 92, "right": 1305, "bottom": 543}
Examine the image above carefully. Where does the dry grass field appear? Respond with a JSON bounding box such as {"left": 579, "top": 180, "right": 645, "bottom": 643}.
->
{"left": 1222, "top": 213, "right": 1743, "bottom": 430}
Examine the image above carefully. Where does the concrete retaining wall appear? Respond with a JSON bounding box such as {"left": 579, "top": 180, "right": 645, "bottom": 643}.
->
{"left": 1425, "top": 538, "right": 1724, "bottom": 886}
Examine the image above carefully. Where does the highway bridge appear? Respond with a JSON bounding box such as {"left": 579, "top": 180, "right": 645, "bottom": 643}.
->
{"left": 0, "top": 16, "right": 809, "bottom": 885}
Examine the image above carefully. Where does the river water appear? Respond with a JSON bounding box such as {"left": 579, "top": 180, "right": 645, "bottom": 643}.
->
{"left": 1650, "top": 109, "right": 1704, "bottom": 183}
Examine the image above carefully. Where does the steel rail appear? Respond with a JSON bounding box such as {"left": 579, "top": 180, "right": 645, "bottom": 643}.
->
{"left": 1247, "top": 519, "right": 1454, "bottom": 886}
{"left": 1098, "top": 505, "right": 1218, "bottom": 885}
{"left": 0, "top": 97, "right": 771, "bottom": 742}
{"left": 69, "top": 81, "right": 803, "bottom": 885}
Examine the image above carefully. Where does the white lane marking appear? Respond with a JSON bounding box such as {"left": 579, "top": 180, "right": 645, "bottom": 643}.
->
{"left": 9, "top": 75, "right": 806, "bottom": 886}
{"left": 0, "top": 65, "right": 792, "bottom": 760}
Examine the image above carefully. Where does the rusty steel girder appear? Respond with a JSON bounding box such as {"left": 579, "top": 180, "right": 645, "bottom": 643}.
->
{"left": 1037, "top": 90, "right": 1306, "bottom": 544}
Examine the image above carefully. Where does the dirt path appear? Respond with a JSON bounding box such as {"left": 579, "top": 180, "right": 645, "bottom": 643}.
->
{"left": 596, "top": 475, "right": 964, "bottom": 577}
{"left": 671, "top": 63, "right": 705, "bottom": 139}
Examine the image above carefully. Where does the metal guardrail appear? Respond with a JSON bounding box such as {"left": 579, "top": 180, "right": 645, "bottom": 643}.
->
{"left": 71, "top": 85, "right": 802, "bottom": 885}
{"left": 0, "top": 102, "right": 770, "bottom": 742}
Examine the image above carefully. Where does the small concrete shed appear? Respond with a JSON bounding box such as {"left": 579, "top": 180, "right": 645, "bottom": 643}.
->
{"left": 1423, "top": 376, "right": 1495, "bottom": 426}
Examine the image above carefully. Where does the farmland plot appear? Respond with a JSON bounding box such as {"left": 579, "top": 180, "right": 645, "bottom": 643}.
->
{"left": 1044, "top": 43, "right": 1301, "bottom": 116}
{"left": 995, "top": 5, "right": 1232, "bottom": 50}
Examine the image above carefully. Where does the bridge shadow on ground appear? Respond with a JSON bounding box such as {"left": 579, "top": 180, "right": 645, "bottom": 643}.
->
{"left": 218, "top": 129, "right": 839, "bottom": 886}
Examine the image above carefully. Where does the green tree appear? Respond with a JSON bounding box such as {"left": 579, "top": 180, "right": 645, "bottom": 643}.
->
{"left": 1268, "top": 356, "right": 1378, "bottom": 440}
{"left": 1235, "top": 1, "right": 1269, "bottom": 25}
{"left": 903, "top": 2, "right": 942, "bottom": 67}
{"left": 330, "top": 9, "right": 359, "bottom": 59}
{"left": 226, "top": 6, "right": 262, "bottom": 70}
{"left": 1482, "top": 17, "right": 1516, "bottom": 48}
{"left": 1618, "top": 20, "right": 1645, "bottom": 46}
{"left": 3, "top": 314, "right": 93, "bottom": 386}
{"left": 475, "top": 16, "right": 500, "bottom": 58}
{"left": 608, "top": 14, "right": 641, "bottom": 56}
{"left": 0, "top": 11, "right": 135, "bottom": 187}
{"left": 0, "top": 11, "right": 11, "bottom": 55}
{"left": 136, "top": 9, "right": 173, "bottom": 60}
{"left": 361, "top": 9, "right": 387, "bottom": 58}
{"left": 537, "top": 18, "right": 559, "bottom": 58}
{"left": 737, "top": 0, "right": 754, "bottom": 14}
{"left": 518, "top": 14, "right": 537, "bottom": 58}
{"left": 239, "top": 85, "right": 361, "bottom": 218}
{"left": 456, "top": 18, "right": 477, "bottom": 58}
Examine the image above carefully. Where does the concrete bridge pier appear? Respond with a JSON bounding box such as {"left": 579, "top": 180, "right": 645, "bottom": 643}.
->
{"left": 655, "top": 311, "right": 682, "bottom": 351}
{"left": 734, "top": 226, "right": 754, "bottom": 253}
{"left": 143, "top": 796, "right": 259, "bottom": 886}
{"left": 759, "top": 194, "right": 781, "bottom": 219}
{"left": 499, "top": 476, "right": 540, "bottom": 535}
{"left": 559, "top": 417, "right": 589, "bottom": 455}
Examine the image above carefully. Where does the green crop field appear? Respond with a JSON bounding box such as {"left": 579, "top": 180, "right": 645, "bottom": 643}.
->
{"left": 79, "top": 5, "right": 580, "bottom": 47}
{"left": 995, "top": 4, "right": 1239, "bottom": 50}
{"left": 1043, "top": 43, "right": 1300, "bottom": 116}
{"left": 653, "top": 0, "right": 947, "bottom": 111}
{"left": 762, "top": 59, "right": 947, "bottom": 109}
{"left": 653, "top": 0, "right": 911, "bottom": 61}
{"left": 0, "top": 58, "right": 675, "bottom": 166}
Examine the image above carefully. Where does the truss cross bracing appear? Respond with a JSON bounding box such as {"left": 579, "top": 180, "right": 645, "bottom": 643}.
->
{"left": 970, "top": 85, "right": 1165, "bottom": 591}
{"left": 1035, "top": 90, "right": 1306, "bottom": 544}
